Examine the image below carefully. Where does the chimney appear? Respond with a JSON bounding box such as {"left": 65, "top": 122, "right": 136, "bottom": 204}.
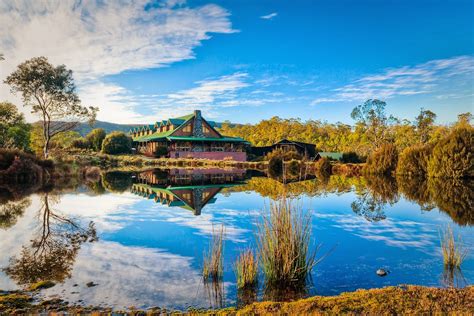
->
{"left": 193, "top": 109, "right": 204, "bottom": 137}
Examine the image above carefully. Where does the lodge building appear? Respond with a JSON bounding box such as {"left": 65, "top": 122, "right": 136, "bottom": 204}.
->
{"left": 130, "top": 110, "right": 248, "bottom": 161}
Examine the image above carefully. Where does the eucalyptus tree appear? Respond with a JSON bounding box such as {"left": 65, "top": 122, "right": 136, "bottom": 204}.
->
{"left": 415, "top": 108, "right": 437, "bottom": 143}
{"left": 5, "top": 57, "right": 98, "bottom": 158}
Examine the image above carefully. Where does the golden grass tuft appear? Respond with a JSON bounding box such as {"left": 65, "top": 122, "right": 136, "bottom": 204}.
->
{"left": 234, "top": 249, "right": 258, "bottom": 289}
{"left": 203, "top": 224, "right": 225, "bottom": 282}
{"left": 257, "top": 198, "right": 319, "bottom": 287}
{"left": 440, "top": 225, "right": 468, "bottom": 269}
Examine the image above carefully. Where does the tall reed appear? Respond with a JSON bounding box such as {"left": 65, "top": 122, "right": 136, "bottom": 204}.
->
{"left": 234, "top": 249, "right": 258, "bottom": 289}
{"left": 203, "top": 224, "right": 225, "bottom": 281}
{"left": 440, "top": 225, "right": 467, "bottom": 269}
{"left": 257, "top": 198, "right": 318, "bottom": 287}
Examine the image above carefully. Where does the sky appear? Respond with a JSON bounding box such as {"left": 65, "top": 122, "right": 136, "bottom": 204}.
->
{"left": 0, "top": 0, "right": 473, "bottom": 125}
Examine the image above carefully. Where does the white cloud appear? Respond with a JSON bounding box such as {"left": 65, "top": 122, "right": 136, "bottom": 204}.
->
{"left": 311, "top": 55, "right": 474, "bottom": 105}
{"left": 0, "top": 0, "right": 235, "bottom": 123}
{"left": 260, "top": 12, "right": 278, "bottom": 20}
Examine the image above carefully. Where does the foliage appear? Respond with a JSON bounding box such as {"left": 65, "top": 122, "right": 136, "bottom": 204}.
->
{"left": 86, "top": 128, "right": 106, "bottom": 151}
{"left": 101, "top": 171, "right": 133, "bottom": 193}
{"left": 257, "top": 198, "right": 317, "bottom": 288}
{"left": 101, "top": 131, "right": 132, "bottom": 154}
{"left": 427, "top": 127, "right": 473, "bottom": 179}
{"left": 396, "top": 144, "right": 432, "bottom": 177}
{"left": 0, "top": 101, "right": 30, "bottom": 150}
{"left": 0, "top": 198, "right": 30, "bottom": 229}
{"left": 234, "top": 249, "right": 258, "bottom": 289}
{"left": 341, "top": 151, "right": 364, "bottom": 163}
{"left": 440, "top": 225, "right": 467, "bottom": 269}
{"left": 415, "top": 108, "right": 437, "bottom": 143}
{"left": 30, "top": 125, "right": 81, "bottom": 156}
{"left": 154, "top": 145, "right": 168, "bottom": 158}
{"left": 351, "top": 99, "right": 391, "bottom": 149}
{"left": 203, "top": 224, "right": 225, "bottom": 282}
{"left": 71, "top": 137, "right": 91, "bottom": 149}
{"left": 268, "top": 156, "right": 283, "bottom": 178}
{"left": 5, "top": 56, "right": 97, "bottom": 158}
{"left": 314, "top": 157, "right": 332, "bottom": 177}
{"left": 364, "top": 143, "right": 398, "bottom": 175}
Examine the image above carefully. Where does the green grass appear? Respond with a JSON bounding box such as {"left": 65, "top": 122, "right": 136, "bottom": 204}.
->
{"left": 234, "top": 249, "right": 258, "bottom": 289}
{"left": 257, "top": 198, "right": 318, "bottom": 288}
{"left": 203, "top": 225, "right": 225, "bottom": 282}
{"left": 440, "top": 225, "right": 468, "bottom": 269}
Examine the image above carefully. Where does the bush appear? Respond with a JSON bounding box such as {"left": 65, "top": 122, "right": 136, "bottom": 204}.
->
{"left": 71, "top": 137, "right": 90, "bottom": 149}
{"left": 314, "top": 157, "right": 332, "bottom": 177}
{"left": 268, "top": 156, "right": 283, "bottom": 178}
{"left": 427, "top": 127, "right": 473, "bottom": 179}
{"left": 101, "top": 132, "right": 132, "bottom": 155}
{"left": 396, "top": 144, "right": 432, "bottom": 177}
{"left": 154, "top": 145, "right": 168, "bottom": 158}
{"left": 341, "top": 152, "right": 364, "bottom": 163}
{"left": 364, "top": 143, "right": 398, "bottom": 175}
{"left": 86, "top": 128, "right": 106, "bottom": 152}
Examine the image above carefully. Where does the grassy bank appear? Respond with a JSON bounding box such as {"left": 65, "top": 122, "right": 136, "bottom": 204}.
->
{"left": 1, "top": 285, "right": 472, "bottom": 314}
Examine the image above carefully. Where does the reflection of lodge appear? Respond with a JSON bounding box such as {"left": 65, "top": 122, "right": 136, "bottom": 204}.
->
{"left": 131, "top": 168, "right": 247, "bottom": 215}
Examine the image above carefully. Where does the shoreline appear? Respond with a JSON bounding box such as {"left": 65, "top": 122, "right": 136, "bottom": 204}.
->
{"left": 1, "top": 285, "right": 472, "bottom": 314}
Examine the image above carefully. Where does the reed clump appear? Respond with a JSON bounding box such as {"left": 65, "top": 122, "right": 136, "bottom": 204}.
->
{"left": 440, "top": 225, "right": 467, "bottom": 269}
{"left": 203, "top": 224, "right": 225, "bottom": 282}
{"left": 257, "top": 198, "right": 317, "bottom": 287}
{"left": 234, "top": 249, "right": 258, "bottom": 289}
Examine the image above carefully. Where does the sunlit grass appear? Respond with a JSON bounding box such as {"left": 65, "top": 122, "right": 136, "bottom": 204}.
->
{"left": 440, "top": 225, "right": 467, "bottom": 269}
{"left": 257, "top": 198, "right": 319, "bottom": 287}
{"left": 203, "top": 224, "right": 225, "bottom": 282}
{"left": 234, "top": 249, "right": 258, "bottom": 289}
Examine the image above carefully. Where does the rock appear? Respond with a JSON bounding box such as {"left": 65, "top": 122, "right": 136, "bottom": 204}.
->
{"left": 86, "top": 282, "right": 98, "bottom": 288}
{"left": 29, "top": 281, "right": 56, "bottom": 291}
{"left": 376, "top": 269, "right": 389, "bottom": 277}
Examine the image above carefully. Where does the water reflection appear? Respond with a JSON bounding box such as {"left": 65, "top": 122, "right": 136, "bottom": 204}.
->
{"left": 0, "top": 168, "right": 472, "bottom": 310}
{"left": 3, "top": 193, "right": 97, "bottom": 286}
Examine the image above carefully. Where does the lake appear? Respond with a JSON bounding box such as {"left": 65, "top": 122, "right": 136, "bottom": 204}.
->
{"left": 0, "top": 168, "right": 472, "bottom": 310}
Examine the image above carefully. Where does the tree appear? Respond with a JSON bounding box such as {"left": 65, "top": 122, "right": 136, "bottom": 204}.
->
{"left": 455, "top": 112, "right": 472, "bottom": 129}
{"left": 86, "top": 128, "right": 106, "bottom": 151}
{"left": 101, "top": 132, "right": 132, "bottom": 154}
{"left": 5, "top": 57, "right": 98, "bottom": 158}
{"left": 364, "top": 143, "right": 398, "bottom": 175}
{"left": 415, "top": 108, "right": 437, "bottom": 143}
{"left": 351, "top": 99, "right": 389, "bottom": 148}
{"left": 427, "top": 127, "right": 473, "bottom": 179}
{"left": 396, "top": 144, "right": 432, "bottom": 177}
{"left": 0, "top": 101, "right": 30, "bottom": 150}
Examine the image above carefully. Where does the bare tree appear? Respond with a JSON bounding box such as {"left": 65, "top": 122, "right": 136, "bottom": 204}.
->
{"left": 5, "top": 57, "right": 98, "bottom": 158}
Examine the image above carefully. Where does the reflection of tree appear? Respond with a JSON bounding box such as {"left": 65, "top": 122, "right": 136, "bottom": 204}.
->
{"left": 0, "top": 198, "right": 30, "bottom": 229}
{"left": 442, "top": 267, "right": 467, "bottom": 289}
{"left": 236, "top": 286, "right": 257, "bottom": 308}
{"left": 351, "top": 176, "right": 399, "bottom": 222}
{"left": 397, "top": 176, "right": 435, "bottom": 211}
{"left": 428, "top": 178, "right": 473, "bottom": 226}
{"left": 3, "top": 194, "right": 97, "bottom": 285}
{"left": 263, "top": 283, "right": 308, "bottom": 302}
{"left": 101, "top": 171, "right": 133, "bottom": 193}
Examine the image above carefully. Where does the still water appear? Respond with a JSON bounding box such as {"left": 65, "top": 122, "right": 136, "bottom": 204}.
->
{"left": 0, "top": 168, "right": 472, "bottom": 310}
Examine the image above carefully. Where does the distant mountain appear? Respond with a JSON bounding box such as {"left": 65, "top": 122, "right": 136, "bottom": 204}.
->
{"left": 75, "top": 120, "right": 140, "bottom": 136}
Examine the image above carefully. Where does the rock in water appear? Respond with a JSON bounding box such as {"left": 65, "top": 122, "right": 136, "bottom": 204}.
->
{"left": 376, "top": 269, "right": 388, "bottom": 276}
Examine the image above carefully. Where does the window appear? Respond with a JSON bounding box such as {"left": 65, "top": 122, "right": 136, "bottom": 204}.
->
{"left": 211, "top": 144, "right": 224, "bottom": 152}
{"left": 183, "top": 124, "right": 192, "bottom": 133}
{"left": 176, "top": 142, "right": 192, "bottom": 151}
{"left": 202, "top": 123, "right": 210, "bottom": 134}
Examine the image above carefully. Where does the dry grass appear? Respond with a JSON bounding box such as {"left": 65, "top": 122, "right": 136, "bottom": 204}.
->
{"left": 203, "top": 224, "right": 225, "bottom": 282}
{"left": 440, "top": 225, "right": 468, "bottom": 269}
{"left": 234, "top": 249, "right": 258, "bottom": 289}
{"left": 257, "top": 198, "right": 318, "bottom": 287}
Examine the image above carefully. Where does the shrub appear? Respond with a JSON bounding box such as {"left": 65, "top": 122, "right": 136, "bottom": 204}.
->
{"left": 71, "top": 137, "right": 90, "bottom": 149}
{"left": 364, "top": 143, "right": 398, "bottom": 175}
{"left": 266, "top": 148, "right": 302, "bottom": 161}
{"left": 268, "top": 156, "right": 283, "bottom": 178}
{"left": 314, "top": 157, "right": 332, "bottom": 177}
{"left": 341, "top": 152, "right": 364, "bottom": 163}
{"left": 440, "top": 225, "right": 467, "bottom": 269}
{"left": 396, "top": 144, "right": 432, "bottom": 177}
{"left": 427, "top": 127, "right": 473, "bottom": 179}
{"left": 154, "top": 145, "right": 168, "bottom": 158}
{"left": 101, "top": 132, "right": 132, "bottom": 155}
{"left": 86, "top": 128, "right": 106, "bottom": 152}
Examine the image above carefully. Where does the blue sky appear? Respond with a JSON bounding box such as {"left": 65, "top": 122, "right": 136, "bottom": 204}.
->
{"left": 0, "top": 0, "right": 473, "bottom": 124}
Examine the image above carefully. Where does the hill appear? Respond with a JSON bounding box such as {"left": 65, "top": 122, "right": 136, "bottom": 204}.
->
{"left": 74, "top": 121, "right": 139, "bottom": 136}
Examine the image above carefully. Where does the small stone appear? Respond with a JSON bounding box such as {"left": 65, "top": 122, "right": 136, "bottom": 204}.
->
{"left": 86, "top": 282, "right": 98, "bottom": 287}
{"left": 376, "top": 269, "right": 389, "bottom": 277}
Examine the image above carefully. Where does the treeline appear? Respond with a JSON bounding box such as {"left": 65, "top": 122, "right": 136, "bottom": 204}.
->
{"left": 219, "top": 99, "right": 471, "bottom": 159}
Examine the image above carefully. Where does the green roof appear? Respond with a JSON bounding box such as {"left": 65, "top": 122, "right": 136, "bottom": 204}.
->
{"left": 167, "top": 136, "right": 247, "bottom": 143}
{"left": 133, "top": 129, "right": 175, "bottom": 142}
{"left": 319, "top": 152, "right": 343, "bottom": 160}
